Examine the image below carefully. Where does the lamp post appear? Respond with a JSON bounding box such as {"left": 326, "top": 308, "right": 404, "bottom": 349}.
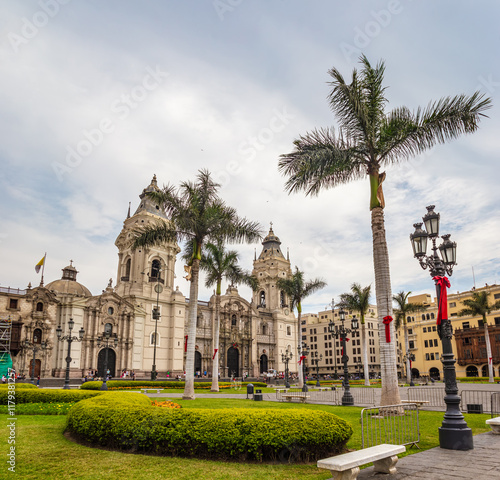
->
{"left": 410, "top": 205, "right": 472, "bottom": 450}
{"left": 24, "top": 338, "right": 47, "bottom": 384}
{"left": 56, "top": 318, "right": 84, "bottom": 390}
{"left": 329, "top": 307, "right": 359, "bottom": 406}
{"left": 313, "top": 352, "right": 323, "bottom": 387}
{"left": 301, "top": 342, "right": 309, "bottom": 392}
{"left": 403, "top": 352, "right": 416, "bottom": 386}
{"left": 97, "top": 330, "right": 118, "bottom": 391}
{"left": 281, "top": 346, "right": 293, "bottom": 388}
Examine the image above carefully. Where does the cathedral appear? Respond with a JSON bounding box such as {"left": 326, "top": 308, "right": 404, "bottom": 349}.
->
{"left": 1, "top": 176, "right": 299, "bottom": 379}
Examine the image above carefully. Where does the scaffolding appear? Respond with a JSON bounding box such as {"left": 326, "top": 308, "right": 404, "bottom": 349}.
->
{"left": 0, "top": 316, "right": 13, "bottom": 376}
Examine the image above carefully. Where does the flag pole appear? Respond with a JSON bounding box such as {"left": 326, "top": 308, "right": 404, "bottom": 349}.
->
{"left": 40, "top": 253, "right": 47, "bottom": 287}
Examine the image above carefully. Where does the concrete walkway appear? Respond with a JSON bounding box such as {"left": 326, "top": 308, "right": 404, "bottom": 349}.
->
{"left": 357, "top": 431, "right": 500, "bottom": 479}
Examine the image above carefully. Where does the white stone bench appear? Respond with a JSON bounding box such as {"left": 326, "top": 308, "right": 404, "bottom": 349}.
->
{"left": 141, "top": 388, "right": 162, "bottom": 394}
{"left": 282, "top": 394, "right": 310, "bottom": 403}
{"left": 317, "top": 443, "right": 405, "bottom": 480}
{"left": 486, "top": 416, "right": 500, "bottom": 434}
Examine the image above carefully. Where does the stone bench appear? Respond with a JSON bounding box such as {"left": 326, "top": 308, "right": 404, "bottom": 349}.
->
{"left": 141, "top": 388, "right": 162, "bottom": 394}
{"left": 317, "top": 443, "right": 406, "bottom": 480}
{"left": 486, "top": 416, "right": 500, "bottom": 434}
{"left": 282, "top": 394, "right": 310, "bottom": 403}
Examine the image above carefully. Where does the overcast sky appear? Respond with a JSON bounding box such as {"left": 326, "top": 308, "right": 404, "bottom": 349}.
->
{"left": 1, "top": 1, "right": 499, "bottom": 313}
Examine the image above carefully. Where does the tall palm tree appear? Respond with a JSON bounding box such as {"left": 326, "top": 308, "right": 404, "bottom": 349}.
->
{"left": 278, "top": 55, "right": 491, "bottom": 405}
{"left": 276, "top": 267, "right": 326, "bottom": 388}
{"left": 393, "top": 291, "right": 427, "bottom": 384}
{"left": 458, "top": 291, "right": 500, "bottom": 383}
{"left": 339, "top": 283, "right": 372, "bottom": 386}
{"left": 201, "top": 241, "right": 258, "bottom": 392}
{"left": 131, "top": 169, "right": 262, "bottom": 399}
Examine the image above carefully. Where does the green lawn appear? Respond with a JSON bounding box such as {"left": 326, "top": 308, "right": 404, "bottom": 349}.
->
{"left": 2, "top": 398, "right": 491, "bottom": 480}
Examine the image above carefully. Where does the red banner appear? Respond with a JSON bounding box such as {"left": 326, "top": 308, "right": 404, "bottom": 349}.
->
{"left": 382, "top": 316, "right": 393, "bottom": 343}
{"left": 298, "top": 355, "right": 306, "bottom": 365}
{"left": 433, "top": 276, "right": 450, "bottom": 326}
{"left": 184, "top": 335, "right": 188, "bottom": 352}
{"left": 213, "top": 348, "right": 218, "bottom": 360}
{"left": 489, "top": 357, "right": 493, "bottom": 365}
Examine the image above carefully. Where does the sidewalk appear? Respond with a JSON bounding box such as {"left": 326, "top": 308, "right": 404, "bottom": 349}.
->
{"left": 357, "top": 431, "right": 500, "bottom": 479}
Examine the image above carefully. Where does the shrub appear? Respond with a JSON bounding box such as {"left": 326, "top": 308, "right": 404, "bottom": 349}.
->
{"left": 0, "top": 383, "right": 38, "bottom": 389}
{"left": 0, "top": 388, "right": 104, "bottom": 405}
{"left": 457, "top": 377, "right": 500, "bottom": 383}
{"left": 66, "top": 393, "right": 352, "bottom": 462}
{"left": 80, "top": 380, "right": 267, "bottom": 390}
{"left": 0, "top": 402, "right": 76, "bottom": 415}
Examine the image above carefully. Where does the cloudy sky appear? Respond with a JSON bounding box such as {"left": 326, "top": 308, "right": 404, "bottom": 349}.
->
{"left": 1, "top": 0, "right": 499, "bottom": 313}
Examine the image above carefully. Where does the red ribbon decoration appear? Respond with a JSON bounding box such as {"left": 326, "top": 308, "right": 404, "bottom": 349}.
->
{"left": 433, "top": 276, "right": 451, "bottom": 326}
{"left": 298, "top": 355, "right": 306, "bottom": 365}
{"left": 489, "top": 357, "right": 493, "bottom": 365}
{"left": 213, "top": 348, "right": 218, "bottom": 360}
{"left": 340, "top": 337, "right": 349, "bottom": 355}
{"left": 184, "top": 335, "right": 188, "bottom": 352}
{"left": 383, "top": 316, "right": 393, "bottom": 343}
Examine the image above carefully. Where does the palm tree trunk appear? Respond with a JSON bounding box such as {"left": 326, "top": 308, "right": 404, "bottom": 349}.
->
{"left": 404, "top": 322, "right": 411, "bottom": 384}
{"left": 361, "top": 322, "right": 370, "bottom": 386}
{"left": 297, "top": 309, "right": 304, "bottom": 388}
{"left": 371, "top": 206, "right": 401, "bottom": 406}
{"left": 211, "top": 293, "right": 221, "bottom": 392}
{"left": 183, "top": 258, "right": 200, "bottom": 400}
{"left": 484, "top": 315, "right": 494, "bottom": 383}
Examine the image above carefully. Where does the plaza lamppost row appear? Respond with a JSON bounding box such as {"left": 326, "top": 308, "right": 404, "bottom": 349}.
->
{"left": 410, "top": 205, "right": 473, "bottom": 451}
{"left": 329, "top": 306, "right": 358, "bottom": 406}
{"left": 301, "top": 342, "right": 310, "bottom": 392}
{"left": 403, "top": 352, "right": 415, "bottom": 386}
{"left": 281, "top": 345, "right": 293, "bottom": 388}
{"left": 56, "top": 318, "right": 84, "bottom": 390}
{"left": 24, "top": 337, "right": 47, "bottom": 384}
{"left": 312, "top": 351, "right": 323, "bottom": 387}
{"left": 97, "top": 330, "right": 118, "bottom": 391}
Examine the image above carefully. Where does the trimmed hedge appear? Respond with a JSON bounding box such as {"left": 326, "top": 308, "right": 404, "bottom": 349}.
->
{"left": 66, "top": 392, "right": 353, "bottom": 462}
{"left": 457, "top": 377, "right": 500, "bottom": 383}
{"left": 0, "top": 388, "right": 104, "bottom": 405}
{"left": 0, "top": 383, "right": 38, "bottom": 389}
{"left": 80, "top": 380, "right": 267, "bottom": 390}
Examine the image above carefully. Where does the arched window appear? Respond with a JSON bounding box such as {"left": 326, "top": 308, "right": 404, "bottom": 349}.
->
{"left": 231, "top": 314, "right": 237, "bottom": 326}
{"left": 280, "top": 291, "right": 285, "bottom": 307}
{"left": 151, "top": 259, "right": 161, "bottom": 278}
{"left": 36, "top": 302, "right": 43, "bottom": 312}
{"left": 259, "top": 291, "right": 266, "bottom": 307}
{"left": 406, "top": 316, "right": 411, "bottom": 322}
{"left": 422, "top": 314, "right": 426, "bottom": 320}
{"left": 33, "top": 328, "right": 42, "bottom": 344}
{"left": 262, "top": 323, "right": 267, "bottom": 335}
{"left": 104, "top": 323, "right": 113, "bottom": 335}
{"left": 125, "top": 258, "right": 131, "bottom": 278}
{"left": 430, "top": 313, "right": 435, "bottom": 319}
{"left": 426, "top": 313, "right": 430, "bottom": 320}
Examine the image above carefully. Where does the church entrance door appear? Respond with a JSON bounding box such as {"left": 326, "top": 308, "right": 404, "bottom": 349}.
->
{"left": 97, "top": 348, "right": 116, "bottom": 378}
{"left": 227, "top": 347, "right": 239, "bottom": 378}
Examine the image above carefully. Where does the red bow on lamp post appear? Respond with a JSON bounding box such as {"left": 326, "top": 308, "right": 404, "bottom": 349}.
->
{"left": 340, "top": 337, "right": 349, "bottom": 355}
{"left": 184, "top": 335, "right": 188, "bottom": 352}
{"left": 382, "top": 316, "right": 393, "bottom": 343}
{"left": 212, "top": 348, "right": 218, "bottom": 360}
{"left": 433, "top": 275, "right": 451, "bottom": 326}
{"left": 298, "top": 355, "right": 306, "bottom": 365}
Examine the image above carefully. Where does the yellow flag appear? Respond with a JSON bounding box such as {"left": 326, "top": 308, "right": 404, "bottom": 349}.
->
{"left": 35, "top": 255, "right": 46, "bottom": 273}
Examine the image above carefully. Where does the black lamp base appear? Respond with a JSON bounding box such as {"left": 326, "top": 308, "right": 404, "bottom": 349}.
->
{"left": 439, "top": 427, "right": 473, "bottom": 450}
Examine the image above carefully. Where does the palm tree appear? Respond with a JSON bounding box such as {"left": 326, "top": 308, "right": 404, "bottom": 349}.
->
{"left": 131, "top": 169, "right": 262, "bottom": 399}
{"left": 278, "top": 55, "right": 491, "bottom": 405}
{"left": 458, "top": 291, "right": 500, "bottom": 383}
{"left": 392, "top": 291, "right": 427, "bottom": 384}
{"left": 201, "top": 241, "right": 258, "bottom": 392}
{"left": 338, "top": 283, "right": 372, "bottom": 386}
{"left": 276, "top": 267, "right": 326, "bottom": 388}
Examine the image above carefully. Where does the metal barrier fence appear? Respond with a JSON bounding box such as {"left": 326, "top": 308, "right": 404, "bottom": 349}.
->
{"left": 343, "top": 386, "right": 376, "bottom": 406}
{"left": 408, "top": 387, "right": 446, "bottom": 408}
{"left": 491, "top": 393, "right": 500, "bottom": 418}
{"left": 460, "top": 390, "right": 498, "bottom": 414}
{"left": 276, "top": 386, "right": 375, "bottom": 406}
{"left": 361, "top": 403, "right": 420, "bottom": 449}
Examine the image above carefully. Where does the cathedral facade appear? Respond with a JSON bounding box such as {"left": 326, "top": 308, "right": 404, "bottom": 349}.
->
{"left": 1, "top": 177, "right": 299, "bottom": 379}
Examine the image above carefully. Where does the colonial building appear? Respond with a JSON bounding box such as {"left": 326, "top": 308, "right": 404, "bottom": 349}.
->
{"left": 0, "top": 176, "right": 299, "bottom": 380}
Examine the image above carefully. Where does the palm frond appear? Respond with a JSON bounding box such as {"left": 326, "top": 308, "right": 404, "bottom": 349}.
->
{"left": 130, "top": 221, "right": 177, "bottom": 250}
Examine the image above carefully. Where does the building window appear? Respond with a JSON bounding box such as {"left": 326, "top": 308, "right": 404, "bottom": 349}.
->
{"left": 151, "top": 259, "right": 161, "bottom": 278}
{"left": 259, "top": 291, "right": 266, "bottom": 307}
{"left": 36, "top": 302, "right": 44, "bottom": 312}
{"left": 408, "top": 329, "right": 413, "bottom": 335}
{"left": 462, "top": 322, "right": 470, "bottom": 329}
{"left": 33, "top": 328, "right": 42, "bottom": 344}
{"left": 424, "top": 340, "right": 429, "bottom": 348}
{"left": 108, "top": 306, "right": 114, "bottom": 315}
{"left": 494, "top": 294, "right": 500, "bottom": 300}
{"left": 432, "top": 326, "right": 436, "bottom": 331}
{"left": 430, "top": 353, "right": 435, "bottom": 360}
{"left": 422, "top": 314, "right": 425, "bottom": 320}
{"left": 8, "top": 299, "right": 18, "bottom": 309}
{"left": 286, "top": 325, "right": 291, "bottom": 336}
{"left": 104, "top": 323, "right": 113, "bottom": 335}
{"left": 280, "top": 290, "right": 286, "bottom": 308}
{"left": 231, "top": 314, "right": 237, "bottom": 326}
{"left": 449, "top": 302, "right": 456, "bottom": 308}
{"left": 423, "top": 327, "right": 427, "bottom": 333}
{"left": 425, "top": 353, "right": 430, "bottom": 361}
{"left": 430, "top": 313, "right": 435, "bottom": 319}
{"left": 495, "top": 317, "right": 500, "bottom": 326}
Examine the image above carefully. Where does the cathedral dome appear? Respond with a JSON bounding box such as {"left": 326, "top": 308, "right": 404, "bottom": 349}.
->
{"left": 258, "top": 224, "right": 285, "bottom": 259}
{"left": 46, "top": 262, "right": 92, "bottom": 297}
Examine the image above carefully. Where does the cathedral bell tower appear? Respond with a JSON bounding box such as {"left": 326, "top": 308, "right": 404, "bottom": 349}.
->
{"left": 114, "top": 175, "right": 180, "bottom": 298}
{"left": 252, "top": 224, "right": 292, "bottom": 313}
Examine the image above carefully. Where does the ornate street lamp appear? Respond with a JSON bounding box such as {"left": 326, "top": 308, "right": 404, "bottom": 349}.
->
{"left": 313, "top": 352, "right": 323, "bottom": 387}
{"left": 410, "top": 205, "right": 472, "bottom": 450}
{"left": 281, "top": 346, "right": 293, "bottom": 388}
{"left": 56, "top": 318, "right": 84, "bottom": 390}
{"left": 301, "top": 343, "right": 310, "bottom": 392}
{"left": 329, "top": 306, "right": 359, "bottom": 406}
{"left": 97, "top": 330, "right": 118, "bottom": 391}
{"left": 403, "top": 352, "right": 416, "bottom": 386}
{"left": 24, "top": 337, "right": 47, "bottom": 385}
